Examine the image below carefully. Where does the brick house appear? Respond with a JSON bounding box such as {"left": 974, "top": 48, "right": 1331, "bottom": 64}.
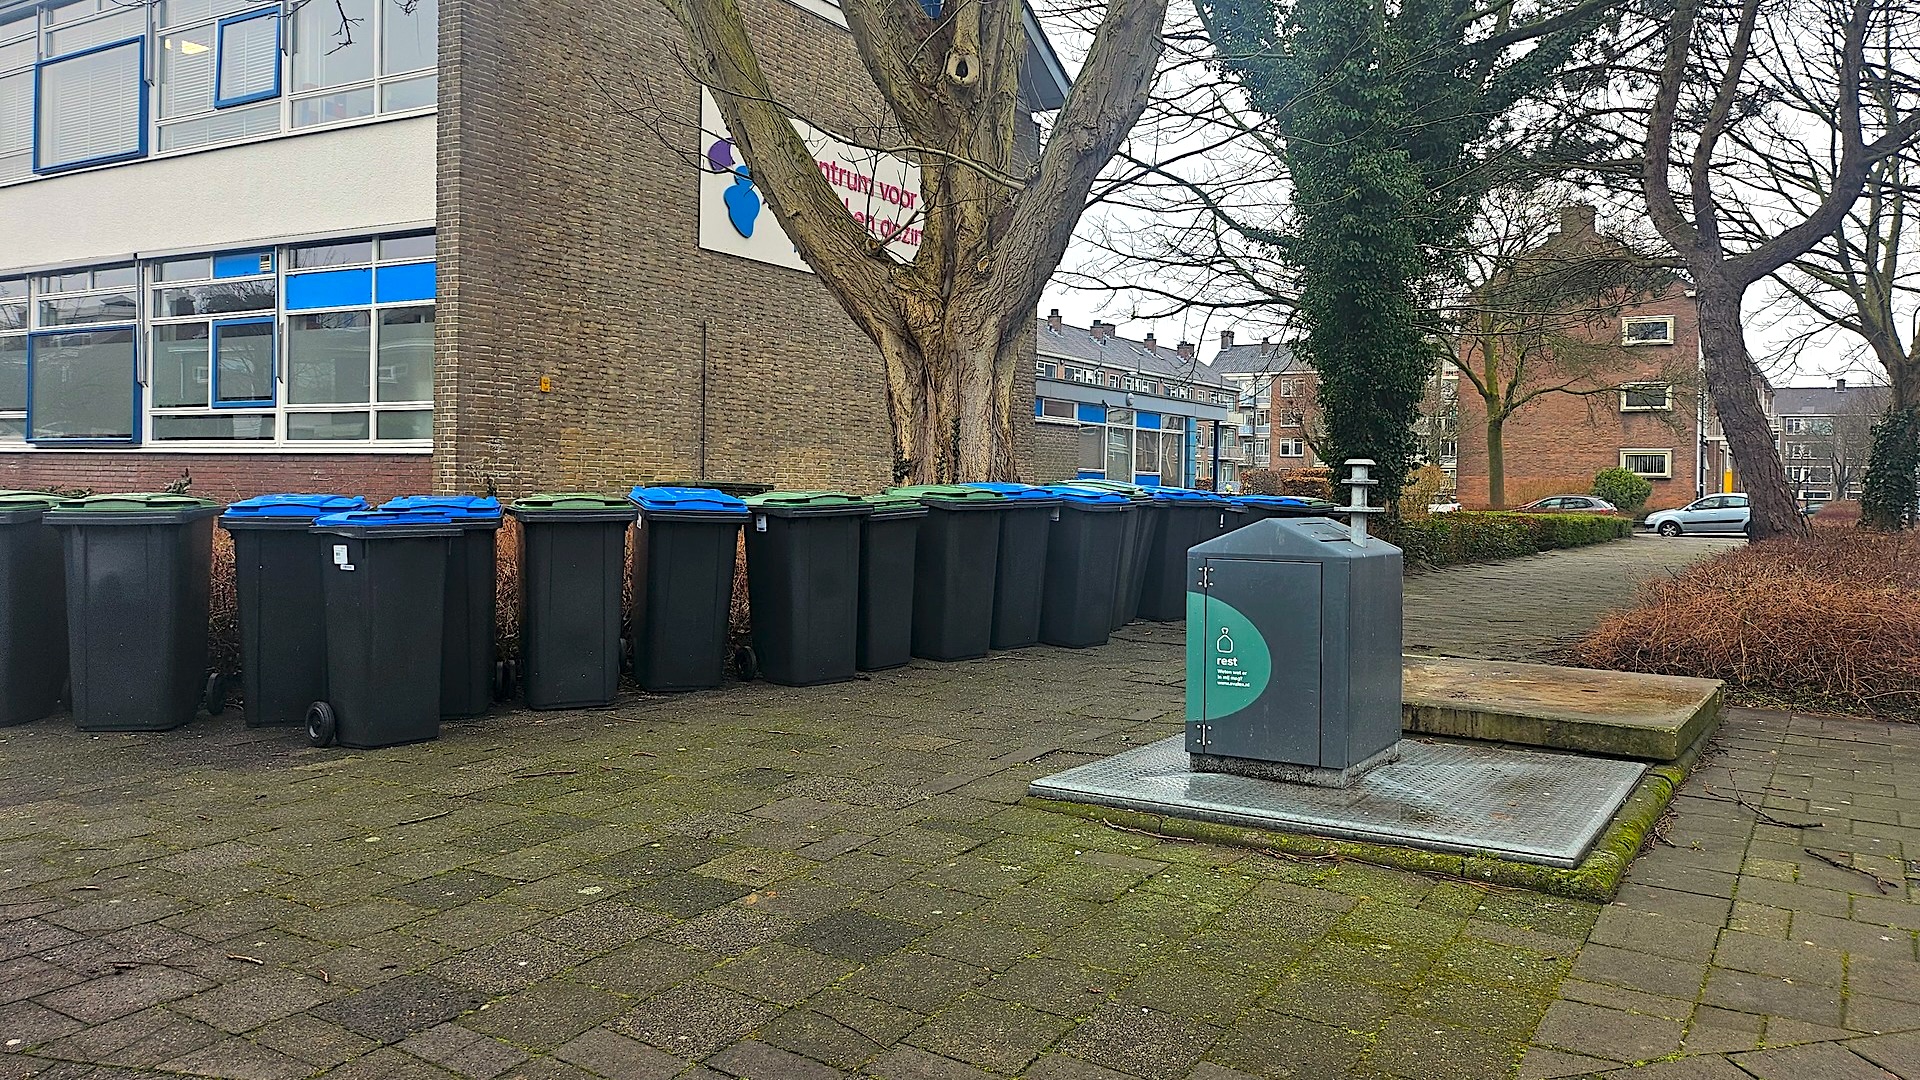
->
{"left": 1453, "top": 207, "right": 1705, "bottom": 510}
{"left": 1207, "top": 332, "right": 1323, "bottom": 484}
{"left": 0, "top": 0, "right": 1069, "bottom": 501}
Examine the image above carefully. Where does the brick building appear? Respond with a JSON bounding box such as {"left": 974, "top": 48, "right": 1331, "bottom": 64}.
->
{"left": 0, "top": 0, "right": 1068, "bottom": 501}
{"left": 1453, "top": 208, "right": 1705, "bottom": 510}
{"left": 1206, "top": 333, "right": 1323, "bottom": 485}
{"left": 1773, "top": 379, "right": 1886, "bottom": 507}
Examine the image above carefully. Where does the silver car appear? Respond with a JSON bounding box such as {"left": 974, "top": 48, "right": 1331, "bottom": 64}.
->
{"left": 1645, "top": 493, "right": 1750, "bottom": 536}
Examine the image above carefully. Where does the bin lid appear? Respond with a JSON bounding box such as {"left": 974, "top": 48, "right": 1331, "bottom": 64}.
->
{"left": 1058, "top": 482, "right": 1151, "bottom": 504}
{"left": 627, "top": 485, "right": 750, "bottom": 520}
{"left": 222, "top": 494, "right": 370, "bottom": 523}
{"left": 1149, "top": 487, "right": 1227, "bottom": 506}
{"left": 379, "top": 495, "right": 504, "bottom": 523}
{"left": 742, "top": 491, "right": 874, "bottom": 518}
{"left": 886, "top": 484, "right": 1008, "bottom": 509}
{"left": 45, "top": 493, "right": 224, "bottom": 524}
{"left": 960, "top": 482, "right": 1063, "bottom": 505}
{"left": 507, "top": 493, "right": 637, "bottom": 522}
{"left": 862, "top": 493, "right": 929, "bottom": 520}
{"left": 1235, "top": 494, "right": 1336, "bottom": 510}
{"left": 311, "top": 509, "right": 462, "bottom": 536}
{"left": 0, "top": 490, "right": 62, "bottom": 510}
{"left": 1038, "top": 485, "right": 1133, "bottom": 509}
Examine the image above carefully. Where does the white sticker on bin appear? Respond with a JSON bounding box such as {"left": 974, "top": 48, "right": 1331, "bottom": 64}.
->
{"left": 333, "top": 544, "right": 355, "bottom": 571}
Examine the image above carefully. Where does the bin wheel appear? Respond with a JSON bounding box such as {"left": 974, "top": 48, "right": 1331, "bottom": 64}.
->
{"left": 205, "top": 673, "right": 227, "bottom": 716}
{"left": 495, "top": 659, "right": 520, "bottom": 701}
{"left": 734, "top": 645, "right": 759, "bottom": 682}
{"left": 306, "top": 702, "right": 337, "bottom": 748}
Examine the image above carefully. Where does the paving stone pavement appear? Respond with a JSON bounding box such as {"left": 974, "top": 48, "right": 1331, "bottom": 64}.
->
{"left": 2, "top": 536, "right": 1912, "bottom": 1080}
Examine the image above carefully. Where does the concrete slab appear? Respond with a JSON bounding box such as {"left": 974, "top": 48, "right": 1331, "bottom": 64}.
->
{"left": 1402, "top": 657, "right": 1722, "bottom": 762}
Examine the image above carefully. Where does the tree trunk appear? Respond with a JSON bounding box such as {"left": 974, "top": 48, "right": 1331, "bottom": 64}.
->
{"left": 1486, "top": 413, "right": 1507, "bottom": 509}
{"left": 1695, "top": 287, "right": 1808, "bottom": 540}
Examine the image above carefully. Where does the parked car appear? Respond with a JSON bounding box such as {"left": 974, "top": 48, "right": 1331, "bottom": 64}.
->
{"left": 1427, "top": 500, "right": 1462, "bottom": 514}
{"left": 1644, "top": 493, "right": 1750, "bottom": 536}
{"left": 1515, "top": 495, "right": 1619, "bottom": 514}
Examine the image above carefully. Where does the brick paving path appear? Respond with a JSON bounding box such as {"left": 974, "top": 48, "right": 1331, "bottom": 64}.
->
{"left": 3, "top": 536, "right": 1913, "bottom": 1080}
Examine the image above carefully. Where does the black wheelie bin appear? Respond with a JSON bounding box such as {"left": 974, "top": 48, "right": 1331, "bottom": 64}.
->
{"left": 1037, "top": 486, "right": 1131, "bottom": 648}
{"left": 886, "top": 485, "right": 1006, "bottom": 662}
{"left": 380, "top": 496, "right": 502, "bottom": 718}
{"left": 628, "top": 486, "right": 749, "bottom": 692}
{"left": 856, "top": 494, "right": 925, "bottom": 672}
{"left": 1139, "top": 487, "right": 1230, "bottom": 622}
{"left": 0, "top": 491, "right": 67, "bottom": 726}
{"left": 1063, "top": 480, "right": 1155, "bottom": 629}
{"left": 46, "top": 494, "right": 224, "bottom": 732}
{"left": 741, "top": 491, "right": 873, "bottom": 686}
{"left": 962, "top": 483, "right": 1061, "bottom": 650}
{"left": 1231, "top": 494, "right": 1337, "bottom": 527}
{"left": 507, "top": 494, "right": 634, "bottom": 710}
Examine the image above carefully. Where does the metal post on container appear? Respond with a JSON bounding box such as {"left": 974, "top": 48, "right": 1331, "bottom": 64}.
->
{"left": 1344, "top": 459, "right": 1384, "bottom": 546}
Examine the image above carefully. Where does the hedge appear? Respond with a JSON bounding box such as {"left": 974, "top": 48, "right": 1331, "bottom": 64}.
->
{"left": 1385, "top": 511, "right": 1632, "bottom": 568}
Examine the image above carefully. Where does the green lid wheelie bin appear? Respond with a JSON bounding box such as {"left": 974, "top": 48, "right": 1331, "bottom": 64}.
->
{"left": 886, "top": 485, "right": 1007, "bottom": 661}
{"left": 379, "top": 496, "right": 503, "bottom": 719}
{"left": 0, "top": 492, "right": 67, "bottom": 726}
{"left": 742, "top": 492, "right": 874, "bottom": 686}
{"left": 45, "top": 493, "right": 224, "bottom": 732}
{"left": 1037, "top": 486, "right": 1131, "bottom": 648}
{"left": 628, "top": 486, "right": 749, "bottom": 692}
{"left": 506, "top": 494, "right": 634, "bottom": 710}
{"left": 962, "top": 483, "right": 1062, "bottom": 650}
{"left": 857, "top": 494, "right": 926, "bottom": 672}
{"left": 1139, "top": 488, "right": 1231, "bottom": 622}
{"left": 306, "top": 509, "right": 459, "bottom": 749}
{"left": 220, "top": 495, "right": 370, "bottom": 727}
{"left": 1063, "top": 480, "right": 1156, "bottom": 629}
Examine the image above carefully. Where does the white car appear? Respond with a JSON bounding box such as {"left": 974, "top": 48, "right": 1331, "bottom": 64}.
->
{"left": 1645, "top": 494, "right": 1751, "bottom": 536}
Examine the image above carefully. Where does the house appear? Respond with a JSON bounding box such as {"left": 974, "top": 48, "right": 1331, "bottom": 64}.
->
{"left": 1207, "top": 332, "right": 1323, "bottom": 483}
{"left": 0, "top": 0, "right": 1071, "bottom": 499}
{"left": 1771, "top": 378, "right": 1887, "bottom": 507}
{"left": 1031, "top": 312, "right": 1236, "bottom": 486}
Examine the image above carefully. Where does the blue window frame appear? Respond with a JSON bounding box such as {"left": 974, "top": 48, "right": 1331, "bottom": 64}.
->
{"left": 26, "top": 326, "right": 140, "bottom": 444}
{"left": 213, "top": 251, "right": 274, "bottom": 279}
{"left": 211, "top": 317, "right": 275, "bottom": 408}
{"left": 286, "top": 268, "right": 373, "bottom": 310}
{"left": 33, "top": 36, "right": 147, "bottom": 174}
{"left": 374, "top": 261, "right": 435, "bottom": 303}
{"left": 214, "top": 9, "right": 281, "bottom": 109}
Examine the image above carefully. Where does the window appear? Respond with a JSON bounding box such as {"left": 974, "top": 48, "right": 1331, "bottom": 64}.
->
{"left": 1786, "top": 442, "right": 1815, "bottom": 460}
{"left": 1, "top": 12, "right": 31, "bottom": 183}
{"left": 1106, "top": 425, "right": 1131, "bottom": 481}
{"left": 1251, "top": 438, "right": 1268, "bottom": 461}
{"left": 283, "top": 234, "right": 434, "bottom": 440}
{"left": 1278, "top": 409, "right": 1303, "bottom": 428}
{"left": 1034, "top": 359, "right": 1050, "bottom": 378}
{"left": 34, "top": 36, "right": 144, "bottom": 172}
{"left": 1251, "top": 408, "right": 1268, "bottom": 429}
{"left": 149, "top": 251, "right": 276, "bottom": 434}
{"left": 1621, "top": 449, "right": 1673, "bottom": 478}
{"left": 0, "top": 277, "right": 23, "bottom": 438}
{"left": 1076, "top": 425, "right": 1103, "bottom": 475}
{"left": 1620, "top": 383, "right": 1672, "bottom": 412}
{"left": 1159, "top": 423, "right": 1183, "bottom": 479}
{"left": 1106, "top": 372, "right": 1120, "bottom": 388}
{"left": 1276, "top": 438, "right": 1304, "bottom": 457}
{"left": 1784, "top": 417, "right": 1835, "bottom": 436}
{"left": 1036, "top": 397, "right": 1073, "bottom": 421}
{"left": 1622, "top": 316, "right": 1675, "bottom": 345}
{"left": 1279, "top": 378, "right": 1301, "bottom": 397}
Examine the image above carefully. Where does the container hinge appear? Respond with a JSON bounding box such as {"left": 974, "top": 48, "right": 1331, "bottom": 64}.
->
{"left": 1196, "top": 565, "right": 1214, "bottom": 590}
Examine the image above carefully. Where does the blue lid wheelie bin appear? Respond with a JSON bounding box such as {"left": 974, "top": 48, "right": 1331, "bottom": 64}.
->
{"left": 45, "top": 493, "right": 225, "bottom": 732}
{"left": 1061, "top": 480, "right": 1156, "bottom": 630}
{"left": 1139, "top": 487, "right": 1231, "bottom": 622}
{"left": 220, "top": 495, "right": 369, "bottom": 726}
{"left": 628, "top": 486, "right": 749, "bottom": 692}
{"left": 0, "top": 491, "right": 67, "bottom": 726}
{"left": 306, "top": 509, "right": 460, "bottom": 749}
{"left": 962, "top": 483, "right": 1062, "bottom": 651}
{"left": 506, "top": 493, "right": 634, "bottom": 710}
{"left": 379, "top": 496, "right": 503, "bottom": 719}
{"left": 1037, "top": 486, "right": 1132, "bottom": 648}
{"left": 1231, "top": 494, "right": 1337, "bottom": 528}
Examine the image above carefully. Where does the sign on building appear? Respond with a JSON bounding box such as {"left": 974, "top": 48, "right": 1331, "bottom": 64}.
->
{"left": 698, "top": 90, "right": 923, "bottom": 273}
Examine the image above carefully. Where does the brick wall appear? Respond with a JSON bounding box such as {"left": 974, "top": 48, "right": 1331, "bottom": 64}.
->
{"left": 1029, "top": 421, "right": 1080, "bottom": 483}
{"left": 439, "top": 0, "right": 1036, "bottom": 498}
{"left": 0, "top": 454, "right": 432, "bottom": 503}
{"left": 1455, "top": 286, "right": 1702, "bottom": 510}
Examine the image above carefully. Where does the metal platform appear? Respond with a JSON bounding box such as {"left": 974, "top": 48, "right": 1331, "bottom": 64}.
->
{"left": 1029, "top": 735, "right": 1647, "bottom": 868}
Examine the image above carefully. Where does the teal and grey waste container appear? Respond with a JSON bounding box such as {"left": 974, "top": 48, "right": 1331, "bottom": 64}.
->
{"left": 507, "top": 494, "right": 633, "bottom": 710}
{"left": 1140, "top": 487, "right": 1230, "bottom": 622}
{"left": 221, "top": 494, "right": 369, "bottom": 727}
{"left": 742, "top": 491, "right": 873, "bottom": 686}
{"left": 1038, "top": 486, "right": 1131, "bottom": 648}
{"left": 1064, "top": 480, "right": 1156, "bottom": 629}
{"left": 46, "top": 494, "right": 224, "bottom": 732}
{"left": 629, "top": 486, "right": 748, "bottom": 692}
{"left": 0, "top": 491, "right": 67, "bottom": 726}
{"left": 379, "top": 496, "right": 502, "bottom": 718}
{"left": 962, "top": 483, "right": 1061, "bottom": 650}
{"left": 856, "top": 494, "right": 925, "bottom": 671}
{"left": 307, "top": 509, "right": 458, "bottom": 748}
{"left": 887, "top": 485, "right": 1006, "bottom": 661}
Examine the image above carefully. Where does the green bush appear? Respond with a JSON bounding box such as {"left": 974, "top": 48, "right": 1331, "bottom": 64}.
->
{"left": 1591, "top": 467, "right": 1654, "bottom": 519}
{"left": 1386, "top": 511, "right": 1631, "bottom": 568}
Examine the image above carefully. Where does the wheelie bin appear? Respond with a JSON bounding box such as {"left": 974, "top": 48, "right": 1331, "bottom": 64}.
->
{"left": 628, "top": 486, "right": 749, "bottom": 692}
{"left": 1037, "top": 486, "right": 1131, "bottom": 648}
{"left": 1231, "top": 494, "right": 1337, "bottom": 529}
{"left": 886, "top": 485, "right": 1006, "bottom": 661}
{"left": 220, "top": 494, "right": 369, "bottom": 726}
{"left": 379, "top": 496, "right": 502, "bottom": 719}
{"left": 741, "top": 492, "right": 873, "bottom": 686}
{"left": 305, "top": 509, "right": 458, "bottom": 749}
{"left": 1063, "top": 480, "right": 1156, "bottom": 629}
{"left": 1139, "top": 488, "right": 1231, "bottom": 622}
{"left": 962, "top": 483, "right": 1061, "bottom": 650}
{"left": 506, "top": 494, "right": 633, "bottom": 710}
{"left": 856, "top": 494, "right": 925, "bottom": 672}
{"left": 45, "top": 493, "right": 224, "bottom": 732}
{"left": 0, "top": 491, "right": 67, "bottom": 726}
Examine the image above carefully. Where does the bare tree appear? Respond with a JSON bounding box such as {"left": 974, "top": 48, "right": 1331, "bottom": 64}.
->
{"left": 664, "top": 0, "right": 1169, "bottom": 481}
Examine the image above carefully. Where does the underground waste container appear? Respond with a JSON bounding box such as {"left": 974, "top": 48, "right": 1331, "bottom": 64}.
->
{"left": 221, "top": 494, "right": 370, "bottom": 727}
{"left": 1062, "top": 480, "right": 1156, "bottom": 630}
{"left": 0, "top": 491, "right": 67, "bottom": 727}
{"left": 507, "top": 494, "right": 633, "bottom": 710}
{"left": 380, "top": 496, "right": 502, "bottom": 718}
{"left": 741, "top": 492, "right": 873, "bottom": 686}
{"left": 46, "top": 493, "right": 224, "bottom": 732}
{"left": 887, "top": 485, "right": 1006, "bottom": 662}
{"left": 1140, "top": 488, "right": 1231, "bottom": 622}
{"left": 629, "top": 486, "right": 749, "bottom": 692}
{"left": 306, "top": 509, "right": 458, "bottom": 749}
{"left": 962, "top": 483, "right": 1061, "bottom": 650}
{"left": 856, "top": 494, "right": 925, "bottom": 672}
{"left": 1037, "top": 486, "right": 1132, "bottom": 649}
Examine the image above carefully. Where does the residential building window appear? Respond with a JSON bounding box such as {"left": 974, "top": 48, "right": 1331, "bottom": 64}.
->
{"left": 1251, "top": 438, "right": 1268, "bottom": 461}
{"left": 1620, "top": 449, "right": 1673, "bottom": 478}
{"left": 1278, "top": 409, "right": 1303, "bottom": 428}
{"left": 1106, "top": 372, "right": 1121, "bottom": 388}
{"left": 1276, "top": 438, "right": 1304, "bottom": 457}
{"left": 1034, "top": 359, "right": 1050, "bottom": 378}
{"left": 1279, "top": 378, "right": 1301, "bottom": 397}
{"left": 1251, "top": 408, "right": 1268, "bottom": 429}
{"left": 1786, "top": 442, "right": 1816, "bottom": 460}
{"left": 1784, "top": 417, "right": 1835, "bottom": 436}
{"left": 1620, "top": 383, "right": 1672, "bottom": 411}
{"left": 1621, "top": 315, "right": 1675, "bottom": 345}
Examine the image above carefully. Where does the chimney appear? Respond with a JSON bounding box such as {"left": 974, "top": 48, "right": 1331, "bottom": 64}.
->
{"left": 1260, "top": 336, "right": 1272, "bottom": 357}
{"left": 1836, "top": 377, "right": 1848, "bottom": 392}
{"left": 1144, "top": 332, "right": 1158, "bottom": 351}
{"left": 1046, "top": 308, "right": 1062, "bottom": 333}
{"left": 1177, "top": 341, "right": 1195, "bottom": 361}
{"left": 1220, "top": 329, "right": 1235, "bottom": 350}
{"left": 1090, "top": 320, "right": 1114, "bottom": 342}
{"left": 1558, "top": 204, "right": 1597, "bottom": 237}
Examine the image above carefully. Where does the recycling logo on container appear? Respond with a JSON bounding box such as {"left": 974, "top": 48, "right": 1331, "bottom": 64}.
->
{"left": 1185, "top": 589, "right": 1271, "bottom": 721}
